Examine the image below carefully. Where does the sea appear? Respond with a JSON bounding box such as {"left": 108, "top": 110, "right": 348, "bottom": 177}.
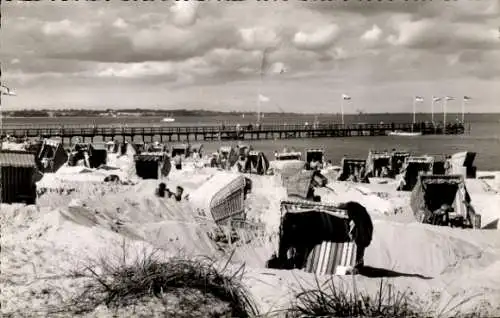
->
{"left": 4, "top": 112, "right": 500, "bottom": 171}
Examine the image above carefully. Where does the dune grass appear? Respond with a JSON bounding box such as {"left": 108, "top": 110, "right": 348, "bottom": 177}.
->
{"left": 281, "top": 274, "right": 490, "bottom": 318}
{"left": 283, "top": 275, "right": 423, "bottom": 318}
{"left": 65, "top": 248, "right": 259, "bottom": 317}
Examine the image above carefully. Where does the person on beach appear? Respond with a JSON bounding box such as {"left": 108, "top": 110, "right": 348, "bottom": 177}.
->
{"left": 210, "top": 153, "right": 218, "bottom": 168}
{"left": 430, "top": 204, "right": 452, "bottom": 226}
{"left": 173, "top": 186, "right": 184, "bottom": 202}
{"left": 173, "top": 153, "right": 182, "bottom": 170}
{"left": 359, "top": 165, "right": 367, "bottom": 182}
{"left": 444, "top": 155, "right": 452, "bottom": 174}
{"left": 236, "top": 155, "right": 246, "bottom": 173}
{"left": 156, "top": 183, "right": 167, "bottom": 198}
{"left": 353, "top": 166, "right": 360, "bottom": 182}
{"left": 380, "top": 166, "right": 389, "bottom": 178}
{"left": 192, "top": 149, "right": 200, "bottom": 161}
{"left": 310, "top": 158, "right": 319, "bottom": 171}
{"left": 337, "top": 201, "right": 373, "bottom": 271}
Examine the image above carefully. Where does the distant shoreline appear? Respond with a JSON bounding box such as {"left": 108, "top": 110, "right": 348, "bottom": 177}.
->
{"left": 3, "top": 109, "right": 499, "bottom": 118}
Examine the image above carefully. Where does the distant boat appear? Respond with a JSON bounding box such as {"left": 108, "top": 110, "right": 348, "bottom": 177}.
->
{"left": 161, "top": 114, "right": 175, "bottom": 123}
{"left": 388, "top": 130, "right": 422, "bottom": 137}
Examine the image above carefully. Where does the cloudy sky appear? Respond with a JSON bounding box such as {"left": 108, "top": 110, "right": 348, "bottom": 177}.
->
{"left": 1, "top": 0, "right": 499, "bottom": 113}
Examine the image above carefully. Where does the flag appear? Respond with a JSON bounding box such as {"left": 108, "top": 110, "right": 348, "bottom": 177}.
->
{"left": 463, "top": 96, "right": 472, "bottom": 101}
{"left": 432, "top": 96, "right": 442, "bottom": 102}
{"left": 258, "top": 94, "right": 270, "bottom": 103}
{"left": 445, "top": 96, "right": 455, "bottom": 101}
{"left": 415, "top": 96, "right": 424, "bottom": 102}
{"left": 342, "top": 94, "right": 351, "bottom": 100}
{"left": 1, "top": 85, "right": 16, "bottom": 96}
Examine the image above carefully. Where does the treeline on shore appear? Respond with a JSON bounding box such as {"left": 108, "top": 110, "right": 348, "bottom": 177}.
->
{"left": 4, "top": 109, "right": 303, "bottom": 118}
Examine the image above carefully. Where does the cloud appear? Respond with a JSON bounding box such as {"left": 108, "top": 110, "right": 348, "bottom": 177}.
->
{"left": 293, "top": 25, "right": 339, "bottom": 51}
{"left": 361, "top": 25, "right": 382, "bottom": 43}
{"left": 1, "top": 0, "right": 499, "bottom": 112}
{"left": 112, "top": 18, "right": 128, "bottom": 29}
{"left": 239, "top": 27, "right": 281, "bottom": 50}
{"left": 387, "top": 17, "right": 499, "bottom": 51}
{"left": 42, "top": 19, "right": 91, "bottom": 38}
{"left": 169, "top": 1, "right": 200, "bottom": 27}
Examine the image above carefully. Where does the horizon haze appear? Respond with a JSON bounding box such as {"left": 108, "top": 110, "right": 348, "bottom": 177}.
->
{"left": 1, "top": 1, "right": 499, "bottom": 113}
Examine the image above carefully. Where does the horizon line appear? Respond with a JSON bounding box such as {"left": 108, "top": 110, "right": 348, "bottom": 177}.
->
{"left": 2, "top": 109, "right": 500, "bottom": 115}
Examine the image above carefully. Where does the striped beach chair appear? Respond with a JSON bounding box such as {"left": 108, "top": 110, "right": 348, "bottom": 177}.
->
{"left": 304, "top": 241, "right": 357, "bottom": 276}
{"left": 279, "top": 200, "right": 355, "bottom": 276}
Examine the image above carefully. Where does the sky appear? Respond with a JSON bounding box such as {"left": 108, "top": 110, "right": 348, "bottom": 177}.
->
{"left": 1, "top": 0, "right": 499, "bottom": 113}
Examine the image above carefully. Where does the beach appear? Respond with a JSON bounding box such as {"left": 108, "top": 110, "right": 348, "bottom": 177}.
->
{"left": 1, "top": 140, "right": 500, "bottom": 317}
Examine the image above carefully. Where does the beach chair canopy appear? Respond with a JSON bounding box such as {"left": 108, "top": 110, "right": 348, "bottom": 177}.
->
{"left": 171, "top": 143, "right": 190, "bottom": 157}
{"left": 366, "top": 151, "right": 391, "bottom": 175}
{"left": 237, "top": 144, "right": 251, "bottom": 154}
{"left": 391, "top": 151, "right": 410, "bottom": 157}
{"left": 190, "top": 144, "right": 203, "bottom": 153}
{"left": 134, "top": 153, "right": 166, "bottom": 162}
{"left": 219, "top": 146, "right": 233, "bottom": 154}
{"left": 189, "top": 172, "right": 246, "bottom": 224}
{"left": 37, "top": 138, "right": 68, "bottom": 173}
{"left": 91, "top": 142, "right": 108, "bottom": 151}
{"left": 410, "top": 174, "right": 474, "bottom": 225}
{"left": 0, "top": 150, "right": 37, "bottom": 168}
{"left": 269, "top": 159, "right": 305, "bottom": 176}
{"left": 134, "top": 152, "right": 170, "bottom": 179}
{"left": 43, "top": 138, "right": 62, "bottom": 149}
{"left": 450, "top": 151, "right": 476, "bottom": 167}
{"left": 283, "top": 170, "right": 315, "bottom": 199}
{"left": 368, "top": 150, "right": 390, "bottom": 160}
{"left": 399, "top": 156, "right": 434, "bottom": 190}
{"left": 0, "top": 151, "right": 38, "bottom": 204}
{"left": 341, "top": 158, "right": 366, "bottom": 172}
{"left": 245, "top": 151, "right": 269, "bottom": 175}
{"left": 275, "top": 151, "right": 302, "bottom": 161}
{"left": 72, "top": 143, "right": 91, "bottom": 152}
{"left": 305, "top": 149, "right": 324, "bottom": 163}
{"left": 405, "top": 156, "right": 434, "bottom": 165}
{"left": 390, "top": 151, "right": 410, "bottom": 172}
{"left": 276, "top": 200, "right": 352, "bottom": 272}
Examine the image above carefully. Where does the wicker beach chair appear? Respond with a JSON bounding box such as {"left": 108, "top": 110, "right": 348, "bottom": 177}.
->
{"left": 278, "top": 199, "right": 357, "bottom": 275}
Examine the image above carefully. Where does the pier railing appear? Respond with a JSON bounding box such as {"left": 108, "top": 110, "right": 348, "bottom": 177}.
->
{"left": 1, "top": 122, "right": 466, "bottom": 142}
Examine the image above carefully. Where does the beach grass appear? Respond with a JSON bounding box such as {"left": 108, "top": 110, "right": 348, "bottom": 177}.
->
{"left": 64, "top": 248, "right": 259, "bottom": 317}
{"left": 281, "top": 274, "right": 486, "bottom": 318}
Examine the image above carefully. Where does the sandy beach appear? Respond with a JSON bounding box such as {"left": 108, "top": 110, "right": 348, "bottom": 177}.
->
{"left": 2, "top": 143, "right": 500, "bottom": 317}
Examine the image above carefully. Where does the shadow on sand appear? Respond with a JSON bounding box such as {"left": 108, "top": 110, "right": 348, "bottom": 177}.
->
{"left": 359, "top": 266, "right": 433, "bottom": 280}
{"left": 482, "top": 219, "right": 498, "bottom": 230}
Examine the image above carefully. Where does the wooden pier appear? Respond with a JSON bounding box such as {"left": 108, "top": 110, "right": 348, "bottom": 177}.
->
{"left": 1, "top": 122, "right": 466, "bottom": 144}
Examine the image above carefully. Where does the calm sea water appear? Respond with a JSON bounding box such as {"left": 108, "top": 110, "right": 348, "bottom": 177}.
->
{"left": 5, "top": 113, "right": 500, "bottom": 170}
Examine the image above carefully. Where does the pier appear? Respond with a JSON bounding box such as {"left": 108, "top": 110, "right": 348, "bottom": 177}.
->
{"left": 1, "top": 122, "right": 467, "bottom": 144}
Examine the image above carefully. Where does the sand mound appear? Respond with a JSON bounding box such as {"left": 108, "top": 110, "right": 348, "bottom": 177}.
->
{"left": 366, "top": 221, "right": 500, "bottom": 278}
{"left": 3, "top": 168, "right": 500, "bottom": 316}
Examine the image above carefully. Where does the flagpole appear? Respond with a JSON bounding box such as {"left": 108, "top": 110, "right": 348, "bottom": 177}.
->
{"left": 412, "top": 97, "right": 416, "bottom": 124}
{"left": 0, "top": 93, "right": 3, "bottom": 150}
{"left": 443, "top": 98, "right": 447, "bottom": 134}
{"left": 431, "top": 98, "right": 435, "bottom": 123}
{"left": 461, "top": 97, "right": 465, "bottom": 123}
{"left": 257, "top": 95, "right": 261, "bottom": 124}
{"left": 341, "top": 96, "right": 344, "bottom": 125}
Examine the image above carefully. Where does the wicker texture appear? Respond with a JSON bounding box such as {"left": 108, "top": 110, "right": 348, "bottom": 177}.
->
{"left": 0, "top": 151, "right": 36, "bottom": 168}
{"left": 190, "top": 173, "right": 246, "bottom": 224}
